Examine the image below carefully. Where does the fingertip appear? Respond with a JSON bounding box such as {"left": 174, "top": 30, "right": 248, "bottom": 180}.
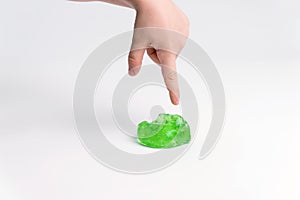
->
{"left": 128, "top": 66, "right": 140, "bottom": 76}
{"left": 170, "top": 91, "right": 180, "bottom": 105}
{"left": 172, "top": 98, "right": 179, "bottom": 105}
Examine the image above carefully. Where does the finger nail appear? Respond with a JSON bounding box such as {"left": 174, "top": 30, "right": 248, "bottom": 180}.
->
{"left": 173, "top": 98, "right": 179, "bottom": 105}
{"left": 128, "top": 68, "right": 138, "bottom": 76}
{"left": 170, "top": 91, "right": 180, "bottom": 105}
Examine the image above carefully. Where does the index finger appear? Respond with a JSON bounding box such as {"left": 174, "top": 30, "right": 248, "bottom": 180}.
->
{"left": 157, "top": 50, "right": 180, "bottom": 105}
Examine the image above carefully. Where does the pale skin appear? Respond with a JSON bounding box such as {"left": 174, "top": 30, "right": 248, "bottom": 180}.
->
{"left": 74, "top": 0, "right": 190, "bottom": 105}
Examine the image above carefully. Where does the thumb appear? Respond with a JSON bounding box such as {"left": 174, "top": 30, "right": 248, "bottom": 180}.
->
{"left": 128, "top": 49, "right": 145, "bottom": 76}
{"left": 157, "top": 50, "right": 180, "bottom": 105}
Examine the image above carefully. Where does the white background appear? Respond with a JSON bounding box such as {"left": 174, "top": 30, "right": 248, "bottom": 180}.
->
{"left": 1, "top": 0, "right": 300, "bottom": 199}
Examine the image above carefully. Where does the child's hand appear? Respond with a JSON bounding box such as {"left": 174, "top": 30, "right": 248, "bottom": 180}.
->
{"left": 72, "top": 0, "right": 189, "bottom": 105}
{"left": 128, "top": 0, "right": 190, "bottom": 105}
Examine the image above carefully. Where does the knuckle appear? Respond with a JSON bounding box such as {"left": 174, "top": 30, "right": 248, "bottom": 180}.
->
{"left": 128, "top": 54, "right": 141, "bottom": 67}
{"left": 167, "top": 71, "right": 177, "bottom": 81}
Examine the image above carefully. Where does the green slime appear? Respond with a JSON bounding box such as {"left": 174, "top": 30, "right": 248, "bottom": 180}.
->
{"left": 137, "top": 113, "right": 191, "bottom": 148}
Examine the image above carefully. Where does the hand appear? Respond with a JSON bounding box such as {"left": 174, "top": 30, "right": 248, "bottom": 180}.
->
{"left": 128, "top": 0, "right": 190, "bottom": 105}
